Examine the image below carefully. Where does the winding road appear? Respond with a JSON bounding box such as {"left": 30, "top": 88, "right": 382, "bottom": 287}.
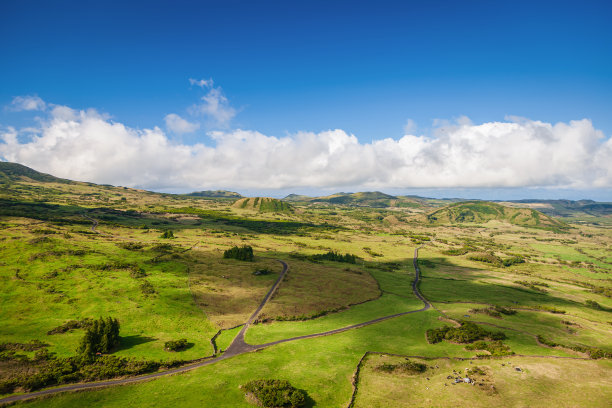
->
{"left": 0, "top": 248, "right": 430, "bottom": 405}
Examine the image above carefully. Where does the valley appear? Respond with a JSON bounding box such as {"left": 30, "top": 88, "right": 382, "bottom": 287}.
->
{"left": 0, "top": 162, "right": 610, "bottom": 407}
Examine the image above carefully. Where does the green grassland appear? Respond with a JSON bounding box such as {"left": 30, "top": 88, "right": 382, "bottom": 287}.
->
{"left": 0, "top": 163, "right": 611, "bottom": 406}
{"left": 354, "top": 354, "right": 612, "bottom": 408}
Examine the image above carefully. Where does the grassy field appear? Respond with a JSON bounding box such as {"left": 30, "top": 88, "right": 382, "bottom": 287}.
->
{"left": 0, "top": 165, "right": 610, "bottom": 406}
{"left": 354, "top": 354, "right": 612, "bottom": 408}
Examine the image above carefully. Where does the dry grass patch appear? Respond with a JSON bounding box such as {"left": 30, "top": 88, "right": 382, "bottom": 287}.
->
{"left": 257, "top": 259, "right": 380, "bottom": 321}
{"left": 354, "top": 354, "right": 612, "bottom": 408}
{"left": 188, "top": 251, "right": 282, "bottom": 329}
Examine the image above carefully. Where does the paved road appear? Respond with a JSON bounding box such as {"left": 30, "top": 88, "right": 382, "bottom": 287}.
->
{"left": 0, "top": 248, "right": 429, "bottom": 405}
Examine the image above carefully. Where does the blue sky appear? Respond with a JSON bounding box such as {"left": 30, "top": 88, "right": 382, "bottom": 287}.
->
{"left": 1, "top": 0, "right": 611, "bottom": 199}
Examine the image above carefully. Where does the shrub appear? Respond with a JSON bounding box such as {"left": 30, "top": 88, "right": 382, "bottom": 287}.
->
{"left": 164, "top": 338, "right": 188, "bottom": 352}
{"left": 140, "top": 281, "right": 156, "bottom": 295}
{"left": 160, "top": 230, "right": 174, "bottom": 239}
{"left": 466, "top": 340, "right": 514, "bottom": 356}
{"left": 426, "top": 321, "right": 506, "bottom": 344}
{"left": 585, "top": 300, "right": 602, "bottom": 310}
{"left": 223, "top": 245, "right": 254, "bottom": 261}
{"left": 468, "top": 253, "right": 502, "bottom": 266}
{"left": 47, "top": 319, "right": 93, "bottom": 335}
{"left": 243, "top": 379, "right": 307, "bottom": 407}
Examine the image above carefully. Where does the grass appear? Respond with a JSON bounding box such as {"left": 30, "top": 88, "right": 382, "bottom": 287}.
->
{"left": 1, "top": 166, "right": 611, "bottom": 406}
{"left": 354, "top": 354, "right": 612, "bottom": 408}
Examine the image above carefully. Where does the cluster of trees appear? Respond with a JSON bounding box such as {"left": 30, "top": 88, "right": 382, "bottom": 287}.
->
{"left": 310, "top": 250, "right": 357, "bottom": 264}
{"left": 77, "top": 317, "right": 120, "bottom": 357}
{"left": 0, "top": 316, "right": 188, "bottom": 394}
{"left": 242, "top": 379, "right": 307, "bottom": 408}
{"left": 426, "top": 321, "right": 506, "bottom": 344}
{"left": 223, "top": 245, "right": 254, "bottom": 261}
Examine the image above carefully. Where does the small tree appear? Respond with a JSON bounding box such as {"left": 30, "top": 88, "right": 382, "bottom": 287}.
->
{"left": 160, "top": 230, "right": 174, "bottom": 239}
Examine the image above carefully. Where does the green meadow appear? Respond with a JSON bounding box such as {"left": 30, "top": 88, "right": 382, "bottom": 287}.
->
{"left": 0, "top": 163, "right": 610, "bottom": 407}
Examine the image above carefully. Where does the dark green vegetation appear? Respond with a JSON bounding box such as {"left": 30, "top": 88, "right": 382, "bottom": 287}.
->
{"left": 376, "top": 359, "right": 427, "bottom": 374}
{"left": 426, "top": 322, "right": 506, "bottom": 344}
{"left": 0, "top": 162, "right": 610, "bottom": 407}
{"left": 77, "top": 317, "right": 120, "bottom": 356}
{"left": 224, "top": 245, "right": 255, "bottom": 261}
{"left": 164, "top": 339, "right": 188, "bottom": 352}
{"left": 310, "top": 250, "right": 357, "bottom": 264}
{"left": 242, "top": 379, "right": 308, "bottom": 407}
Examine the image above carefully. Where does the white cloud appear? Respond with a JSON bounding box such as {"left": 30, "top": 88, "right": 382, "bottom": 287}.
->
{"left": 189, "top": 88, "right": 237, "bottom": 128}
{"left": 1, "top": 106, "right": 611, "bottom": 191}
{"left": 403, "top": 118, "right": 416, "bottom": 134}
{"left": 164, "top": 113, "right": 200, "bottom": 134}
{"left": 187, "top": 79, "right": 236, "bottom": 128}
{"left": 9, "top": 95, "right": 46, "bottom": 111}
{"left": 189, "top": 78, "right": 213, "bottom": 88}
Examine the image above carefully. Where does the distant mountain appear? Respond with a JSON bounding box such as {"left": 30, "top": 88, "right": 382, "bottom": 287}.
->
{"left": 427, "top": 201, "right": 568, "bottom": 229}
{"left": 283, "top": 194, "right": 312, "bottom": 202}
{"left": 506, "top": 199, "right": 612, "bottom": 217}
{"left": 232, "top": 197, "right": 294, "bottom": 213}
{"left": 283, "top": 191, "right": 425, "bottom": 208}
{"left": 187, "top": 190, "right": 242, "bottom": 199}
{"left": 0, "top": 162, "right": 72, "bottom": 184}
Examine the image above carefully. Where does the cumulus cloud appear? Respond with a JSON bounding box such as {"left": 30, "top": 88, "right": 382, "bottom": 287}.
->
{"left": 0, "top": 105, "right": 611, "bottom": 191}
{"left": 164, "top": 113, "right": 200, "bottom": 134}
{"left": 187, "top": 79, "right": 236, "bottom": 127}
{"left": 8, "top": 95, "right": 46, "bottom": 111}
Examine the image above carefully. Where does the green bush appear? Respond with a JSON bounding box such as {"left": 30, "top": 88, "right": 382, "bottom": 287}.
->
{"left": 164, "top": 338, "right": 188, "bottom": 352}
{"left": 223, "top": 245, "right": 254, "bottom": 261}
{"left": 426, "top": 321, "right": 506, "bottom": 344}
{"left": 242, "top": 379, "right": 307, "bottom": 408}
{"left": 160, "top": 230, "right": 174, "bottom": 239}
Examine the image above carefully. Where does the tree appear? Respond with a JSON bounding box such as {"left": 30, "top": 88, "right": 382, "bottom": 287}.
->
{"left": 77, "top": 317, "right": 120, "bottom": 357}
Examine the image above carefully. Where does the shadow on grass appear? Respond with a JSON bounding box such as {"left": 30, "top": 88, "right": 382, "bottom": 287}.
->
{"left": 116, "top": 335, "right": 156, "bottom": 351}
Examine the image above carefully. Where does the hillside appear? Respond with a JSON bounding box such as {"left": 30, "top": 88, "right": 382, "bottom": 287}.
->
{"left": 232, "top": 197, "right": 294, "bottom": 213}
{"left": 0, "top": 162, "right": 72, "bottom": 185}
{"left": 187, "top": 190, "right": 242, "bottom": 199}
{"left": 283, "top": 191, "right": 425, "bottom": 208}
{"left": 506, "top": 199, "right": 612, "bottom": 218}
{"left": 427, "top": 201, "right": 569, "bottom": 229}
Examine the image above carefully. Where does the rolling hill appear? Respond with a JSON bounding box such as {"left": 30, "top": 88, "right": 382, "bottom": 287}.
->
{"left": 426, "top": 201, "right": 569, "bottom": 230}
{"left": 187, "top": 190, "right": 243, "bottom": 199}
{"left": 0, "top": 162, "right": 72, "bottom": 184}
{"left": 283, "top": 191, "right": 425, "bottom": 208}
{"left": 232, "top": 197, "right": 294, "bottom": 213}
